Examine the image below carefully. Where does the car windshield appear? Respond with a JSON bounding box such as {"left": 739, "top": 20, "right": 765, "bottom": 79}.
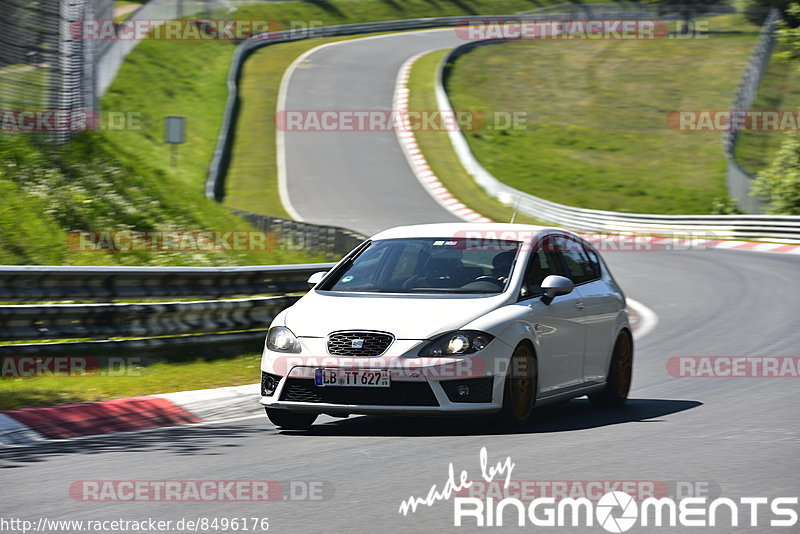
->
{"left": 323, "top": 238, "right": 520, "bottom": 294}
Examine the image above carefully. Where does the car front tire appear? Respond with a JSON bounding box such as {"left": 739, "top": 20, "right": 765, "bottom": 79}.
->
{"left": 589, "top": 330, "right": 633, "bottom": 407}
{"left": 498, "top": 343, "right": 538, "bottom": 426}
{"left": 266, "top": 408, "right": 318, "bottom": 430}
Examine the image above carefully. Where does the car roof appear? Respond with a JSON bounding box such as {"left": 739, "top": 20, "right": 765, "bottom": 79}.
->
{"left": 369, "top": 222, "right": 566, "bottom": 242}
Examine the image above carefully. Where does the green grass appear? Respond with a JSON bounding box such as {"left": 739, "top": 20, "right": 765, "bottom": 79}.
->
{"left": 407, "top": 50, "right": 546, "bottom": 225}
{"left": 0, "top": 134, "right": 324, "bottom": 265}
{"left": 445, "top": 34, "right": 759, "bottom": 214}
{"left": 0, "top": 354, "right": 261, "bottom": 410}
{"left": 0, "top": 65, "right": 50, "bottom": 109}
{"left": 735, "top": 46, "right": 800, "bottom": 174}
{"left": 701, "top": 12, "right": 761, "bottom": 32}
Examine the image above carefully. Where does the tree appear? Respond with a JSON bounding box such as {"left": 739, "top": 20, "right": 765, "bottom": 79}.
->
{"left": 777, "top": 3, "right": 800, "bottom": 61}
{"left": 752, "top": 133, "right": 800, "bottom": 214}
{"left": 745, "top": 0, "right": 799, "bottom": 26}
{"left": 750, "top": 3, "right": 800, "bottom": 215}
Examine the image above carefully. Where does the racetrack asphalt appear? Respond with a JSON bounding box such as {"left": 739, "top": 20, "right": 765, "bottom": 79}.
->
{"left": 280, "top": 30, "right": 467, "bottom": 235}
{"left": 3, "top": 248, "right": 797, "bottom": 533}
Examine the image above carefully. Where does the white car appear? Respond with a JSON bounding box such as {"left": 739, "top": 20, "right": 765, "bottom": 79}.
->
{"left": 260, "top": 223, "right": 632, "bottom": 429}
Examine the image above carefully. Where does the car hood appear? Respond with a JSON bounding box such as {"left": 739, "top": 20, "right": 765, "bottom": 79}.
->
{"left": 284, "top": 290, "right": 508, "bottom": 339}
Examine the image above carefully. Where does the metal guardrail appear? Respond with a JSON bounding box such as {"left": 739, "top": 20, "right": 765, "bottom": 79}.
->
{"left": 0, "top": 263, "right": 337, "bottom": 353}
{"left": 0, "top": 263, "right": 335, "bottom": 302}
{"left": 0, "top": 296, "right": 297, "bottom": 341}
{"left": 233, "top": 209, "right": 365, "bottom": 259}
{"left": 436, "top": 33, "right": 800, "bottom": 243}
{"left": 0, "top": 331, "right": 269, "bottom": 359}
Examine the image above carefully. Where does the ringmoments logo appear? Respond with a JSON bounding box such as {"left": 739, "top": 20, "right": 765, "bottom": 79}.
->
{"left": 398, "top": 448, "right": 799, "bottom": 530}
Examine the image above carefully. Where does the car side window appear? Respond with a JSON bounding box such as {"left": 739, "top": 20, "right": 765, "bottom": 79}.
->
{"left": 584, "top": 247, "right": 602, "bottom": 280}
{"left": 519, "top": 238, "right": 561, "bottom": 299}
{"left": 552, "top": 236, "right": 599, "bottom": 285}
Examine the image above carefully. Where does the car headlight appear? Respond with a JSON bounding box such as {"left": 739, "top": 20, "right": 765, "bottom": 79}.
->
{"left": 418, "top": 330, "right": 494, "bottom": 356}
{"left": 266, "top": 326, "right": 301, "bottom": 353}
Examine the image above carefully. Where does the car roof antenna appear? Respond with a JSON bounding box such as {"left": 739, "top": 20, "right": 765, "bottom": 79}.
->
{"left": 509, "top": 195, "right": 521, "bottom": 223}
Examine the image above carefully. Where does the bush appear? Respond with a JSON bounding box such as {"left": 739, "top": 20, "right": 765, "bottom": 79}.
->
{"left": 752, "top": 132, "right": 800, "bottom": 214}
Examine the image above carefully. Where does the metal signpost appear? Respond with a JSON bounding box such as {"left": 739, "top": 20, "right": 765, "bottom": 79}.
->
{"left": 165, "top": 115, "right": 185, "bottom": 169}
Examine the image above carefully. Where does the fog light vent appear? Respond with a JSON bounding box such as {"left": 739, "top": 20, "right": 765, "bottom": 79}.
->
{"left": 261, "top": 372, "right": 282, "bottom": 396}
{"left": 441, "top": 377, "right": 493, "bottom": 403}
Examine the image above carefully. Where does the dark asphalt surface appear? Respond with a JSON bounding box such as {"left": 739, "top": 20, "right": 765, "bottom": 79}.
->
{"left": 3, "top": 249, "right": 798, "bottom": 533}
{"left": 281, "top": 30, "right": 466, "bottom": 236}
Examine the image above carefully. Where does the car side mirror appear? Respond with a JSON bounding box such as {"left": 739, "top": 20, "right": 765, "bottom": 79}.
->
{"left": 307, "top": 271, "right": 328, "bottom": 288}
{"left": 540, "top": 275, "right": 574, "bottom": 305}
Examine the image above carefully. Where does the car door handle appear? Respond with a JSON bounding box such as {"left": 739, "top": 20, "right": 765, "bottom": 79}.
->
{"left": 575, "top": 301, "right": 585, "bottom": 310}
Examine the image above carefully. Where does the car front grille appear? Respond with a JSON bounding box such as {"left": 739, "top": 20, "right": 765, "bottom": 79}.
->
{"left": 280, "top": 379, "right": 438, "bottom": 406}
{"left": 327, "top": 331, "right": 393, "bottom": 357}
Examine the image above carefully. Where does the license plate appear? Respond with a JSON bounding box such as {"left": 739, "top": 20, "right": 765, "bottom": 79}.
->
{"left": 314, "top": 369, "right": 390, "bottom": 387}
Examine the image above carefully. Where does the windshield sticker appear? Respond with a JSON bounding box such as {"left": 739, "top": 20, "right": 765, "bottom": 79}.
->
{"left": 341, "top": 275, "right": 354, "bottom": 283}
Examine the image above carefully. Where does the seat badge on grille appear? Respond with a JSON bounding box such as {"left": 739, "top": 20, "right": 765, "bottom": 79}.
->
{"left": 351, "top": 338, "right": 365, "bottom": 349}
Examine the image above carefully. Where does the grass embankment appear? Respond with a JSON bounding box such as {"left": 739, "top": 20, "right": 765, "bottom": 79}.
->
{"left": 406, "top": 50, "right": 545, "bottom": 224}
{"left": 0, "top": 353, "right": 261, "bottom": 410}
{"left": 442, "top": 33, "right": 759, "bottom": 214}
{"left": 0, "top": 134, "right": 323, "bottom": 265}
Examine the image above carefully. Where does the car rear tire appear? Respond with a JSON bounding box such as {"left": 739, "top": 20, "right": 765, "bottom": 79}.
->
{"left": 589, "top": 330, "right": 633, "bottom": 407}
{"left": 498, "top": 343, "right": 537, "bottom": 426}
{"left": 266, "top": 408, "right": 317, "bottom": 430}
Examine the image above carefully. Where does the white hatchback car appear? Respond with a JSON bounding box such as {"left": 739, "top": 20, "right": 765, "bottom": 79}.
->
{"left": 260, "top": 223, "right": 632, "bottom": 429}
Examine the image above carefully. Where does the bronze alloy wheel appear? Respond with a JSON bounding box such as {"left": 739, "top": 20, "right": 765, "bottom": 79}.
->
{"left": 500, "top": 343, "right": 537, "bottom": 425}
{"left": 613, "top": 332, "right": 633, "bottom": 398}
{"left": 589, "top": 331, "right": 634, "bottom": 407}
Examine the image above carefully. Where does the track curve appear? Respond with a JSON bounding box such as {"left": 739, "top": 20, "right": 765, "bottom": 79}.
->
{"left": 278, "top": 30, "right": 466, "bottom": 235}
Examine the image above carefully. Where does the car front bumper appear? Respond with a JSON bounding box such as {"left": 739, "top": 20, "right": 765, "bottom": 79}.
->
{"left": 259, "top": 338, "right": 512, "bottom": 415}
